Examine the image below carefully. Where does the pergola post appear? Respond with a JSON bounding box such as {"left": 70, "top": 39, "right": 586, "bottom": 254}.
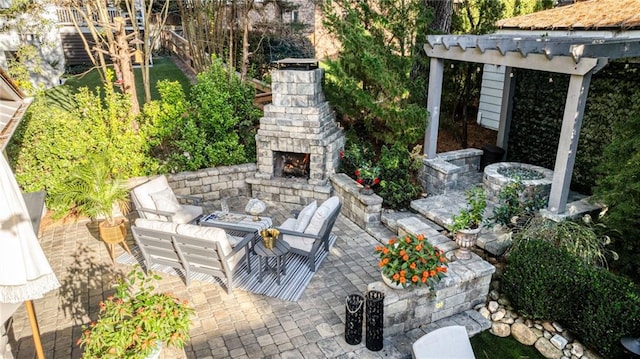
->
{"left": 547, "top": 73, "right": 593, "bottom": 214}
{"left": 496, "top": 66, "right": 515, "bottom": 154}
{"left": 424, "top": 57, "right": 444, "bottom": 158}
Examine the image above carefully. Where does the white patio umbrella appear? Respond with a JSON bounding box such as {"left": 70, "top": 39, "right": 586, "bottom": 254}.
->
{"left": 0, "top": 154, "right": 60, "bottom": 359}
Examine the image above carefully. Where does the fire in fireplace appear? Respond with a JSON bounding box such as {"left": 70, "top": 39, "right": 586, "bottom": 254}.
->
{"left": 274, "top": 151, "right": 310, "bottom": 179}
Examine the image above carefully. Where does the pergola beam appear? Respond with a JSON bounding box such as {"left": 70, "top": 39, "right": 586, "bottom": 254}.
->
{"left": 572, "top": 40, "right": 640, "bottom": 62}
{"left": 424, "top": 45, "right": 600, "bottom": 75}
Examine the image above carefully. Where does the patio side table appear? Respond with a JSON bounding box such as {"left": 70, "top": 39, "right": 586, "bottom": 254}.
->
{"left": 254, "top": 239, "right": 290, "bottom": 285}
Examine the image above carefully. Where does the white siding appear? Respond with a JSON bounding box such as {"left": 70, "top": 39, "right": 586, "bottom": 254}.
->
{"left": 477, "top": 64, "right": 505, "bottom": 131}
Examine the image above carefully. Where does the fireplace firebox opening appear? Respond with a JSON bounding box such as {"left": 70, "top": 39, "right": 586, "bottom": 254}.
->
{"left": 274, "top": 151, "right": 310, "bottom": 179}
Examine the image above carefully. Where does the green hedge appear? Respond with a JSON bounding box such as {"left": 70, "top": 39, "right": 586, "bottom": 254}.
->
{"left": 503, "top": 240, "right": 640, "bottom": 357}
{"left": 507, "top": 62, "right": 640, "bottom": 194}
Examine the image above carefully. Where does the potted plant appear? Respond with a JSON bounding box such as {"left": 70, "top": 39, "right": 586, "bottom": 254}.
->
{"left": 78, "top": 267, "right": 194, "bottom": 359}
{"left": 354, "top": 162, "right": 381, "bottom": 195}
{"left": 450, "top": 186, "right": 487, "bottom": 260}
{"left": 56, "top": 153, "right": 130, "bottom": 249}
{"left": 374, "top": 233, "right": 448, "bottom": 290}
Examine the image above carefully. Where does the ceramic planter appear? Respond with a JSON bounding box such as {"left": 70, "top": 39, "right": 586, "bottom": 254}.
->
{"left": 454, "top": 227, "right": 481, "bottom": 260}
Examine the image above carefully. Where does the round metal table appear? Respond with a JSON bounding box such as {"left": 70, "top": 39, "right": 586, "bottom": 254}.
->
{"left": 254, "top": 239, "right": 290, "bottom": 285}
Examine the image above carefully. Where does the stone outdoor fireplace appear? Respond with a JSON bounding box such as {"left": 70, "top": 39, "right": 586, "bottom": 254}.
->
{"left": 247, "top": 59, "right": 345, "bottom": 204}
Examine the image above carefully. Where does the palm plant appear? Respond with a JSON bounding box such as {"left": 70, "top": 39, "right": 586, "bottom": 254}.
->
{"left": 56, "top": 153, "right": 129, "bottom": 225}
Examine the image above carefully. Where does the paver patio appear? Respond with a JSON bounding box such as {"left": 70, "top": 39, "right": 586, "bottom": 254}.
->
{"left": 5, "top": 198, "right": 483, "bottom": 359}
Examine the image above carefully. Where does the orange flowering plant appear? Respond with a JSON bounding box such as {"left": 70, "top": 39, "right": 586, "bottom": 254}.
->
{"left": 78, "top": 266, "right": 194, "bottom": 358}
{"left": 375, "top": 233, "right": 449, "bottom": 289}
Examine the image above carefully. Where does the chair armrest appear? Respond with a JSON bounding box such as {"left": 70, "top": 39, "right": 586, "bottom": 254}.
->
{"left": 176, "top": 194, "right": 202, "bottom": 205}
{"left": 226, "top": 232, "right": 254, "bottom": 258}
{"left": 276, "top": 227, "right": 321, "bottom": 240}
{"left": 137, "top": 207, "right": 176, "bottom": 218}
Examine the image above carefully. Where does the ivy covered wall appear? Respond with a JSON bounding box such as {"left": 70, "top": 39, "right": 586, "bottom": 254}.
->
{"left": 507, "top": 62, "right": 640, "bottom": 194}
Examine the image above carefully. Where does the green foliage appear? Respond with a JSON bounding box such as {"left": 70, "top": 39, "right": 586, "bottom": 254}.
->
{"left": 512, "top": 216, "right": 616, "bottom": 267}
{"left": 53, "top": 153, "right": 130, "bottom": 225}
{"left": 451, "top": 187, "right": 487, "bottom": 232}
{"left": 322, "top": 0, "right": 427, "bottom": 148}
{"left": 79, "top": 267, "right": 194, "bottom": 359}
{"left": 470, "top": 330, "right": 545, "bottom": 359}
{"left": 377, "top": 143, "right": 423, "bottom": 209}
{"left": 8, "top": 78, "right": 147, "bottom": 215}
{"left": 143, "top": 59, "right": 260, "bottom": 173}
{"left": 508, "top": 62, "right": 640, "bottom": 194}
{"left": 489, "top": 180, "right": 546, "bottom": 229}
{"left": 503, "top": 239, "right": 640, "bottom": 358}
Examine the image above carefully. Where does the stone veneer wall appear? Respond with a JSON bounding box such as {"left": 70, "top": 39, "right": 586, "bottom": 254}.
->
{"left": 128, "top": 164, "right": 257, "bottom": 206}
{"left": 422, "top": 149, "right": 483, "bottom": 195}
{"left": 330, "top": 173, "right": 383, "bottom": 230}
{"left": 368, "top": 220, "right": 495, "bottom": 336}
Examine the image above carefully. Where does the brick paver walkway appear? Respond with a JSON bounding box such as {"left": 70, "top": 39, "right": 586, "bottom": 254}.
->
{"left": 6, "top": 199, "right": 429, "bottom": 359}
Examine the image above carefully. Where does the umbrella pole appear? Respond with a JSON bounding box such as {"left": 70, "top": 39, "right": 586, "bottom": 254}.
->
{"left": 25, "top": 300, "right": 44, "bottom": 359}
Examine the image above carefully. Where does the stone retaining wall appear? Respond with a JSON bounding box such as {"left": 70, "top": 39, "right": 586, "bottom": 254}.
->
{"left": 330, "top": 173, "right": 383, "bottom": 230}
{"left": 129, "top": 164, "right": 256, "bottom": 208}
{"left": 422, "top": 149, "right": 483, "bottom": 195}
{"left": 368, "top": 215, "right": 495, "bottom": 336}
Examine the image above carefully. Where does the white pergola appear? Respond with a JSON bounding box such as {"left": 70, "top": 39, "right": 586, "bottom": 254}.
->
{"left": 423, "top": 34, "right": 640, "bottom": 214}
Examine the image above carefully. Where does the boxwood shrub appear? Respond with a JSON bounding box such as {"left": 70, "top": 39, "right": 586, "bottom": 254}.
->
{"left": 503, "top": 240, "right": 640, "bottom": 357}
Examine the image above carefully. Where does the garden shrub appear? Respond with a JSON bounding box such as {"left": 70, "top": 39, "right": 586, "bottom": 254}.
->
{"left": 504, "top": 239, "right": 640, "bottom": 357}
{"left": 513, "top": 216, "right": 616, "bottom": 267}
{"left": 340, "top": 138, "right": 422, "bottom": 209}
{"left": 489, "top": 180, "right": 547, "bottom": 230}
{"left": 592, "top": 89, "right": 640, "bottom": 281}
{"left": 8, "top": 83, "right": 147, "bottom": 215}
{"left": 377, "top": 143, "right": 423, "bottom": 209}
{"left": 143, "top": 59, "right": 260, "bottom": 173}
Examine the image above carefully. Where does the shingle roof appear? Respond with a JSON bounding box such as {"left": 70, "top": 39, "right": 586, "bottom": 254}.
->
{"left": 497, "top": 0, "right": 640, "bottom": 31}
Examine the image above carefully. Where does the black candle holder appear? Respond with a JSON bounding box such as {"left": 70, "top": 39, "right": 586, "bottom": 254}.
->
{"left": 345, "top": 294, "right": 364, "bottom": 345}
{"left": 365, "top": 290, "right": 385, "bottom": 351}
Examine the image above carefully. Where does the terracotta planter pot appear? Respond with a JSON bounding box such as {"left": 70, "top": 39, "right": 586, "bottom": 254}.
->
{"left": 454, "top": 227, "right": 481, "bottom": 260}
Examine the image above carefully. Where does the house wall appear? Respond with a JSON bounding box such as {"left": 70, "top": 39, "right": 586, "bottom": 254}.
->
{"left": 0, "top": 4, "right": 64, "bottom": 89}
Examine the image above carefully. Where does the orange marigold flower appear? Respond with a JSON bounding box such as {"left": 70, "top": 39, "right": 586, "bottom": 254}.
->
{"left": 412, "top": 275, "right": 419, "bottom": 283}
{"left": 422, "top": 271, "right": 429, "bottom": 278}
{"left": 383, "top": 248, "right": 389, "bottom": 254}
{"left": 399, "top": 277, "right": 407, "bottom": 284}
{"left": 417, "top": 234, "right": 425, "bottom": 241}
{"left": 383, "top": 258, "right": 389, "bottom": 265}
{"left": 400, "top": 270, "right": 406, "bottom": 277}
{"left": 416, "top": 244, "right": 423, "bottom": 251}
{"left": 430, "top": 270, "right": 436, "bottom": 277}
{"left": 405, "top": 237, "right": 412, "bottom": 243}
{"left": 393, "top": 273, "right": 400, "bottom": 280}
{"left": 388, "top": 238, "right": 396, "bottom": 245}
{"left": 442, "top": 267, "right": 448, "bottom": 273}
{"left": 403, "top": 254, "right": 409, "bottom": 261}
{"left": 421, "top": 276, "right": 427, "bottom": 283}
{"left": 410, "top": 262, "right": 417, "bottom": 270}
{"left": 378, "top": 261, "right": 385, "bottom": 268}
{"left": 399, "top": 250, "right": 406, "bottom": 256}
{"left": 439, "top": 256, "right": 446, "bottom": 263}
{"left": 375, "top": 245, "right": 383, "bottom": 252}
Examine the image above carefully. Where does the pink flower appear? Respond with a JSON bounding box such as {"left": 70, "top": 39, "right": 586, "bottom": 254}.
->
{"left": 373, "top": 178, "right": 380, "bottom": 185}
{"left": 354, "top": 170, "right": 360, "bottom": 177}
{"left": 356, "top": 178, "right": 364, "bottom": 184}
